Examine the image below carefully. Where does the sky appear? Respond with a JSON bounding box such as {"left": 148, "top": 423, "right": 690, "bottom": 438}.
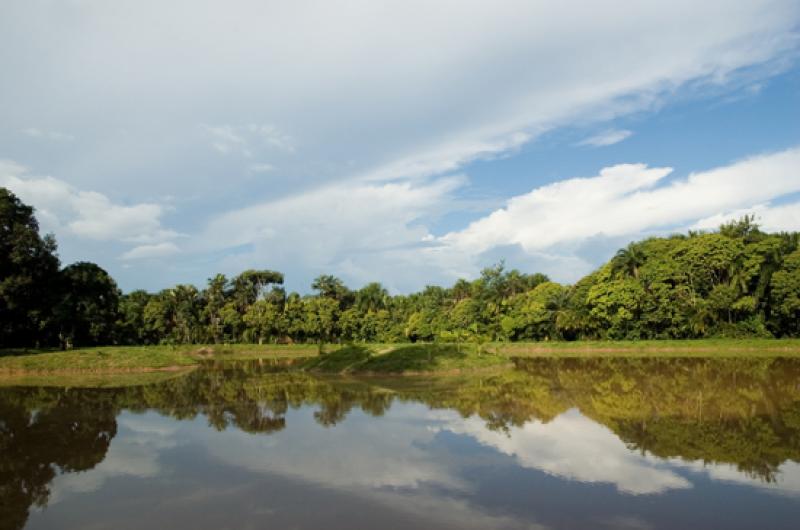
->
{"left": 1, "top": 0, "right": 799, "bottom": 294}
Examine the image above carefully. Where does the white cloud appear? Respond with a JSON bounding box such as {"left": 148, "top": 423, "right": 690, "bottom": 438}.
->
{"left": 203, "top": 125, "right": 251, "bottom": 156}
{"left": 1, "top": 1, "right": 799, "bottom": 290}
{"left": 183, "top": 146, "right": 800, "bottom": 290}
{"left": 204, "top": 406, "right": 467, "bottom": 491}
{"left": 203, "top": 123, "right": 294, "bottom": 158}
{"left": 121, "top": 242, "right": 180, "bottom": 260}
{"left": 46, "top": 413, "right": 179, "bottom": 506}
{"left": 579, "top": 129, "right": 633, "bottom": 147}
{"left": 671, "top": 459, "right": 800, "bottom": 498}
{"left": 693, "top": 201, "right": 800, "bottom": 233}
{"left": 3, "top": 1, "right": 797, "bottom": 197}
{"left": 22, "top": 127, "right": 75, "bottom": 141}
{"left": 0, "top": 162, "right": 178, "bottom": 248}
{"left": 197, "top": 175, "right": 465, "bottom": 290}
{"left": 357, "top": 131, "right": 532, "bottom": 183}
{"left": 433, "top": 146, "right": 800, "bottom": 281}
{"left": 247, "top": 124, "right": 295, "bottom": 153}
{"left": 441, "top": 409, "right": 692, "bottom": 495}
{"left": 248, "top": 163, "right": 275, "bottom": 174}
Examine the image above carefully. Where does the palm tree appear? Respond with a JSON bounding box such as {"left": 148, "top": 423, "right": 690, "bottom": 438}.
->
{"left": 356, "top": 282, "right": 388, "bottom": 312}
{"left": 612, "top": 243, "right": 646, "bottom": 280}
{"left": 727, "top": 256, "right": 750, "bottom": 295}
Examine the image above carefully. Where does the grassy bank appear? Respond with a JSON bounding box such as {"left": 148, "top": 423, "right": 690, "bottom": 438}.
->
{"left": 304, "top": 344, "right": 510, "bottom": 374}
{"left": 0, "top": 345, "right": 200, "bottom": 373}
{"left": 0, "top": 343, "right": 320, "bottom": 374}
{"left": 492, "top": 338, "right": 800, "bottom": 357}
{"left": 0, "top": 368, "right": 195, "bottom": 388}
{"left": 2, "top": 339, "right": 800, "bottom": 379}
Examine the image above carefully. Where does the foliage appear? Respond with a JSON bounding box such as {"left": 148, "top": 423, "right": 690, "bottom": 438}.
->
{"left": 55, "top": 262, "right": 121, "bottom": 347}
{"left": 0, "top": 188, "right": 60, "bottom": 348}
{"left": 3, "top": 186, "right": 800, "bottom": 348}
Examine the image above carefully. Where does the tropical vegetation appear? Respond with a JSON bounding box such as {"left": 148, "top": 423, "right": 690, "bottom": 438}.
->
{"left": 3, "top": 187, "right": 800, "bottom": 351}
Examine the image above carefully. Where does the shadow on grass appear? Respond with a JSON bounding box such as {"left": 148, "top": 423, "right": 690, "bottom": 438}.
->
{"left": 303, "top": 344, "right": 500, "bottom": 374}
{"left": 0, "top": 348, "right": 61, "bottom": 358}
{"left": 303, "top": 345, "right": 373, "bottom": 373}
{"left": 360, "top": 344, "right": 467, "bottom": 372}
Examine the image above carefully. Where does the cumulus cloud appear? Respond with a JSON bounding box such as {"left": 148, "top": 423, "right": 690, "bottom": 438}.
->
{"left": 1, "top": 1, "right": 798, "bottom": 290}
{"left": 183, "top": 146, "right": 800, "bottom": 290}
{"left": 440, "top": 409, "right": 692, "bottom": 495}
{"left": 674, "top": 459, "right": 800, "bottom": 497}
{"left": 433, "top": 146, "right": 800, "bottom": 280}
{"left": 203, "top": 406, "right": 467, "bottom": 491}
{"left": 578, "top": 129, "right": 633, "bottom": 147}
{"left": 197, "top": 175, "right": 465, "bottom": 290}
{"left": 121, "top": 242, "right": 181, "bottom": 260}
{"left": 46, "top": 413, "right": 179, "bottom": 506}
{"left": 0, "top": 162, "right": 179, "bottom": 249}
{"left": 692, "top": 201, "right": 800, "bottom": 233}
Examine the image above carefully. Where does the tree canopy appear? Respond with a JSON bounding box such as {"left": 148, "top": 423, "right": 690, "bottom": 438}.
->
{"left": 2, "top": 186, "right": 800, "bottom": 348}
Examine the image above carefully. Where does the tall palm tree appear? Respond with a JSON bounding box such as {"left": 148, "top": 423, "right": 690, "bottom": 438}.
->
{"left": 356, "top": 282, "right": 388, "bottom": 312}
{"left": 612, "top": 243, "right": 646, "bottom": 280}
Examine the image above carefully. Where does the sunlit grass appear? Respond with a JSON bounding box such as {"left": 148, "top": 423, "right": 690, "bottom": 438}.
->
{"left": 2, "top": 338, "right": 799, "bottom": 377}
{"left": 0, "top": 368, "right": 195, "bottom": 388}
{"left": 492, "top": 338, "right": 800, "bottom": 357}
{"left": 304, "top": 344, "right": 510, "bottom": 374}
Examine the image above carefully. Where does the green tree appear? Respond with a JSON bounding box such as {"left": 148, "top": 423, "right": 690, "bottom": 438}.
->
{"left": 116, "top": 290, "right": 152, "bottom": 344}
{"left": 243, "top": 300, "right": 282, "bottom": 344}
{"left": 305, "top": 296, "right": 340, "bottom": 351}
{"left": 611, "top": 242, "right": 645, "bottom": 280}
{"left": 55, "top": 262, "right": 120, "bottom": 347}
{"left": 232, "top": 270, "right": 284, "bottom": 310}
{"left": 770, "top": 249, "right": 800, "bottom": 336}
{"left": 202, "top": 274, "right": 230, "bottom": 343}
{"left": 312, "top": 274, "right": 349, "bottom": 303}
{"left": 0, "top": 188, "right": 60, "bottom": 347}
{"left": 355, "top": 282, "right": 388, "bottom": 312}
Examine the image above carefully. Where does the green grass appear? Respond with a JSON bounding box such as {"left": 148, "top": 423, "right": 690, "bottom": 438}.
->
{"left": 0, "top": 343, "right": 320, "bottom": 375}
{"left": 194, "top": 343, "right": 322, "bottom": 360}
{"left": 492, "top": 338, "right": 800, "bottom": 357}
{"left": 303, "top": 345, "right": 374, "bottom": 372}
{"left": 304, "top": 344, "right": 511, "bottom": 374}
{"left": 2, "top": 339, "right": 799, "bottom": 378}
{"left": 0, "top": 368, "right": 195, "bottom": 388}
{"left": 0, "top": 345, "right": 199, "bottom": 373}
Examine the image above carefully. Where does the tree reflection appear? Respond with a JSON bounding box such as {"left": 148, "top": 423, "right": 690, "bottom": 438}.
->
{"left": 0, "top": 389, "right": 117, "bottom": 530}
{"left": 2, "top": 357, "right": 800, "bottom": 528}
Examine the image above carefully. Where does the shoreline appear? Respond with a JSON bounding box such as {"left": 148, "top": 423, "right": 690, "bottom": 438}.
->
{"left": 1, "top": 339, "right": 799, "bottom": 379}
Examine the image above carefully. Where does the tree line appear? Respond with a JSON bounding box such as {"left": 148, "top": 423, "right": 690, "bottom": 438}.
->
{"left": 2, "top": 187, "right": 799, "bottom": 349}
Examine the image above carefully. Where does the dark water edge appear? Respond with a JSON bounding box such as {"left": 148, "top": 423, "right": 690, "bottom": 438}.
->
{"left": 2, "top": 358, "right": 800, "bottom": 530}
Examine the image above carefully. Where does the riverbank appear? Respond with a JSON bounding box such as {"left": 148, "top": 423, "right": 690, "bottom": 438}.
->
{"left": 493, "top": 338, "right": 800, "bottom": 357}
{"left": 2, "top": 339, "right": 800, "bottom": 379}
{"left": 304, "top": 344, "right": 511, "bottom": 374}
{"left": 0, "top": 343, "right": 321, "bottom": 374}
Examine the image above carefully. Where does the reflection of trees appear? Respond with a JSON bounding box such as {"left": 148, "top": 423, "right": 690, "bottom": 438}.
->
{"left": 0, "top": 389, "right": 117, "bottom": 530}
{"left": 508, "top": 358, "right": 800, "bottom": 482}
{"left": 3, "top": 357, "right": 800, "bottom": 528}
{"left": 120, "top": 357, "right": 800, "bottom": 484}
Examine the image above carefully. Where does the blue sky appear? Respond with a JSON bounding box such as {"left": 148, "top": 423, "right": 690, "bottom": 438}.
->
{"left": 1, "top": 1, "right": 799, "bottom": 293}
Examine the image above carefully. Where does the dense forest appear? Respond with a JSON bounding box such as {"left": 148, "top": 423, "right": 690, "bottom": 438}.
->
{"left": 2, "top": 187, "right": 800, "bottom": 349}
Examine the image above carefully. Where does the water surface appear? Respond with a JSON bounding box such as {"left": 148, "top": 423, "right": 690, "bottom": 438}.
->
{"left": 3, "top": 358, "right": 800, "bottom": 529}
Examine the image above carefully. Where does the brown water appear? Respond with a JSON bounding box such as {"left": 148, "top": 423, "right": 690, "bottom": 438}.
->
{"left": 2, "top": 358, "right": 800, "bottom": 530}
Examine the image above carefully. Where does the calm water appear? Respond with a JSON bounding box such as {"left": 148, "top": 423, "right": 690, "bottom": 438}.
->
{"left": 3, "top": 358, "right": 800, "bottom": 530}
